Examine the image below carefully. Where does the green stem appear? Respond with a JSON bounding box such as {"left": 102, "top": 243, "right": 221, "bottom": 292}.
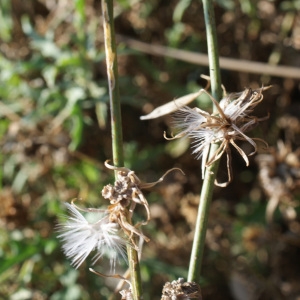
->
{"left": 187, "top": 0, "right": 222, "bottom": 283}
{"left": 202, "top": 1, "right": 222, "bottom": 104}
{"left": 101, "top": 1, "right": 143, "bottom": 299}
{"left": 102, "top": 0, "right": 124, "bottom": 168}
{"left": 127, "top": 243, "right": 143, "bottom": 300}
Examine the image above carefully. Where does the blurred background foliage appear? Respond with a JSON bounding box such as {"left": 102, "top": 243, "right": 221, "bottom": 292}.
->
{"left": 0, "top": 0, "right": 300, "bottom": 299}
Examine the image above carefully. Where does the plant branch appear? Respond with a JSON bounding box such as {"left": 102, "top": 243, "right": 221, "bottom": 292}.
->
{"left": 188, "top": 0, "right": 223, "bottom": 283}
{"left": 116, "top": 35, "right": 300, "bottom": 79}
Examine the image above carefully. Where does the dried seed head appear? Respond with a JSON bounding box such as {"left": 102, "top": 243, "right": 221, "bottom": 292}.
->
{"left": 256, "top": 141, "right": 300, "bottom": 222}
{"left": 102, "top": 160, "right": 184, "bottom": 248}
{"left": 102, "top": 179, "right": 132, "bottom": 205}
{"left": 115, "top": 179, "right": 129, "bottom": 194}
{"left": 141, "top": 79, "right": 270, "bottom": 186}
{"left": 102, "top": 184, "right": 115, "bottom": 200}
{"left": 161, "top": 278, "right": 202, "bottom": 300}
{"left": 170, "top": 87, "right": 269, "bottom": 186}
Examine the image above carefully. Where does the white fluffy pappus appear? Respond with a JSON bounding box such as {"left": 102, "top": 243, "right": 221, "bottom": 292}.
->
{"left": 57, "top": 203, "right": 128, "bottom": 269}
{"left": 172, "top": 106, "right": 224, "bottom": 178}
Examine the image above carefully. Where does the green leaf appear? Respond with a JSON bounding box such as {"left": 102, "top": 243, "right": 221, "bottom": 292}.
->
{"left": 18, "top": 257, "right": 37, "bottom": 284}
{"left": 95, "top": 101, "right": 107, "bottom": 129}
{"left": 10, "top": 288, "right": 32, "bottom": 300}
{"left": 75, "top": 0, "right": 86, "bottom": 22}
{"left": 0, "top": 0, "right": 13, "bottom": 41}
{"left": 69, "top": 104, "right": 83, "bottom": 151}
{"left": 12, "top": 167, "right": 28, "bottom": 193}
{"left": 42, "top": 66, "right": 58, "bottom": 88}
{"left": 56, "top": 52, "right": 82, "bottom": 68}
{"left": 0, "top": 245, "right": 38, "bottom": 274}
{"left": 65, "top": 87, "right": 86, "bottom": 103}
{"left": 173, "top": 0, "right": 192, "bottom": 22}
{"left": 165, "top": 137, "right": 190, "bottom": 158}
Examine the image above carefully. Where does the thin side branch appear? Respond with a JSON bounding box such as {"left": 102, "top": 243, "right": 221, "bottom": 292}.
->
{"left": 117, "top": 35, "right": 300, "bottom": 79}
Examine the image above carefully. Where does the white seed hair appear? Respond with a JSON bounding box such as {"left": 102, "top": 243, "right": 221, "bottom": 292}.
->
{"left": 57, "top": 203, "right": 127, "bottom": 269}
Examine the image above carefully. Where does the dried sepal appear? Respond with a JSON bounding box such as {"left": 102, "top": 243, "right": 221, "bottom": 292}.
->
{"left": 89, "top": 268, "right": 133, "bottom": 300}
{"left": 140, "top": 90, "right": 204, "bottom": 120}
{"left": 140, "top": 74, "right": 214, "bottom": 120}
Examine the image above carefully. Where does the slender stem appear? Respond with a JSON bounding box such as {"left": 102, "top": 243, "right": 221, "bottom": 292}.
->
{"left": 202, "top": 1, "right": 222, "bottom": 105}
{"left": 187, "top": 145, "right": 220, "bottom": 282}
{"left": 102, "top": 0, "right": 124, "bottom": 168}
{"left": 127, "top": 242, "right": 143, "bottom": 300}
{"left": 101, "top": 1, "right": 143, "bottom": 299}
{"left": 187, "top": 0, "right": 222, "bottom": 283}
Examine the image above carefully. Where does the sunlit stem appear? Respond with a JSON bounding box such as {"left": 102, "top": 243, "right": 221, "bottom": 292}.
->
{"left": 187, "top": 0, "right": 222, "bottom": 283}
{"left": 101, "top": 1, "right": 143, "bottom": 299}
{"left": 102, "top": 0, "right": 124, "bottom": 168}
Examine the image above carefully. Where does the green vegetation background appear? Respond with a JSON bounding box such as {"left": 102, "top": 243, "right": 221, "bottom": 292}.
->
{"left": 1, "top": 0, "right": 300, "bottom": 299}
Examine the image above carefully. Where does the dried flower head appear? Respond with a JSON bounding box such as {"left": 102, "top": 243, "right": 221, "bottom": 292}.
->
{"left": 57, "top": 202, "right": 127, "bottom": 269}
{"left": 141, "top": 82, "right": 270, "bottom": 187}
{"left": 161, "top": 278, "right": 202, "bottom": 300}
{"left": 256, "top": 141, "right": 300, "bottom": 222}
{"left": 102, "top": 160, "right": 183, "bottom": 248}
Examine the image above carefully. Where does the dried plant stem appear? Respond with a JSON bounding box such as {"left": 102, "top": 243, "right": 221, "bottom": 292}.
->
{"left": 187, "top": 0, "right": 223, "bottom": 283}
{"left": 101, "top": 1, "right": 143, "bottom": 299}
{"left": 118, "top": 36, "right": 300, "bottom": 80}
